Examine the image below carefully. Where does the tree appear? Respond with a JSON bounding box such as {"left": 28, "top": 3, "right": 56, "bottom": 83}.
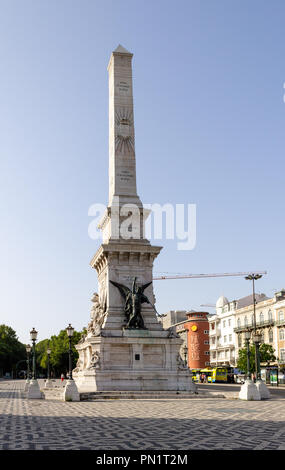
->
{"left": 0, "top": 325, "right": 26, "bottom": 376}
{"left": 36, "top": 328, "right": 85, "bottom": 377}
{"left": 237, "top": 343, "right": 276, "bottom": 374}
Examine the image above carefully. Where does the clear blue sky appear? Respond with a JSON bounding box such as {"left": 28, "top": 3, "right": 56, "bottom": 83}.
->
{"left": 0, "top": 0, "right": 284, "bottom": 344}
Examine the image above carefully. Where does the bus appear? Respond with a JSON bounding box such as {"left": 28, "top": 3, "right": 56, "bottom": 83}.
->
{"left": 198, "top": 367, "right": 228, "bottom": 383}
{"left": 191, "top": 367, "right": 233, "bottom": 383}
{"left": 191, "top": 369, "right": 201, "bottom": 382}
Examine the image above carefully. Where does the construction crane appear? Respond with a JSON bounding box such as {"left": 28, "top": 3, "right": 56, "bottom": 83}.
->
{"left": 152, "top": 271, "right": 267, "bottom": 281}
{"left": 152, "top": 271, "right": 267, "bottom": 316}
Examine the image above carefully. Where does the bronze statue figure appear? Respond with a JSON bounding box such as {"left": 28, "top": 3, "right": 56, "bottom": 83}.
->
{"left": 110, "top": 277, "right": 152, "bottom": 329}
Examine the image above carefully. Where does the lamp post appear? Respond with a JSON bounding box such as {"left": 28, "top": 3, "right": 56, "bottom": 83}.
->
{"left": 245, "top": 273, "right": 263, "bottom": 381}
{"left": 66, "top": 324, "right": 74, "bottom": 380}
{"left": 45, "top": 345, "right": 53, "bottom": 388}
{"left": 62, "top": 323, "right": 80, "bottom": 402}
{"left": 26, "top": 344, "right": 31, "bottom": 379}
{"left": 24, "top": 344, "right": 32, "bottom": 391}
{"left": 244, "top": 274, "right": 270, "bottom": 399}
{"left": 244, "top": 330, "right": 251, "bottom": 380}
{"left": 27, "top": 328, "right": 42, "bottom": 399}
{"left": 30, "top": 328, "right": 38, "bottom": 380}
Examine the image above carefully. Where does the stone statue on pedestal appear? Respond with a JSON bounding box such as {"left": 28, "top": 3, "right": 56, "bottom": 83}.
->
{"left": 87, "top": 293, "right": 107, "bottom": 336}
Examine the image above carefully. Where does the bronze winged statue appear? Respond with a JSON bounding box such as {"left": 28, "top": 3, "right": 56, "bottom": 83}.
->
{"left": 110, "top": 277, "right": 152, "bottom": 329}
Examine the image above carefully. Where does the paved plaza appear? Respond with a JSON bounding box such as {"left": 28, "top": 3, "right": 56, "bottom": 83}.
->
{"left": 0, "top": 380, "right": 284, "bottom": 450}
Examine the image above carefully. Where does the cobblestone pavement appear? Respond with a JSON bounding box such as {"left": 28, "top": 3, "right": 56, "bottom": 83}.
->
{"left": 0, "top": 380, "right": 284, "bottom": 450}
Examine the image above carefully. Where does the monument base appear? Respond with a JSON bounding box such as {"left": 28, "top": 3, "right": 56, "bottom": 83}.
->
{"left": 74, "top": 369, "right": 195, "bottom": 393}
{"left": 74, "top": 329, "right": 196, "bottom": 393}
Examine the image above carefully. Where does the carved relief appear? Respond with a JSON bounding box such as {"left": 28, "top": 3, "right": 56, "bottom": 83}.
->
{"left": 177, "top": 354, "right": 187, "bottom": 370}
{"left": 87, "top": 351, "right": 101, "bottom": 370}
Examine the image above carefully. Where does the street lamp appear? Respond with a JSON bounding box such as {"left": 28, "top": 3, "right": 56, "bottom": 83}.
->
{"left": 45, "top": 344, "right": 53, "bottom": 388}
{"left": 62, "top": 323, "right": 80, "bottom": 401}
{"left": 245, "top": 274, "right": 262, "bottom": 381}
{"left": 24, "top": 344, "right": 32, "bottom": 391}
{"left": 244, "top": 273, "right": 270, "bottom": 399}
{"left": 27, "top": 328, "right": 42, "bottom": 399}
{"left": 26, "top": 344, "right": 31, "bottom": 379}
{"left": 47, "top": 346, "right": 51, "bottom": 378}
{"left": 30, "top": 328, "right": 38, "bottom": 380}
{"left": 244, "top": 330, "right": 251, "bottom": 380}
{"left": 66, "top": 324, "right": 74, "bottom": 380}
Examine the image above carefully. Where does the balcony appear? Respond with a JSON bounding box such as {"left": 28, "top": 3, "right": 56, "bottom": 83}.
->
{"left": 209, "top": 329, "right": 221, "bottom": 336}
{"left": 234, "top": 319, "right": 275, "bottom": 333}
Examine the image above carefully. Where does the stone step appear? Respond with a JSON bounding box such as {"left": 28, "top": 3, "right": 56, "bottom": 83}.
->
{"left": 41, "top": 388, "right": 226, "bottom": 401}
{"left": 80, "top": 390, "right": 203, "bottom": 400}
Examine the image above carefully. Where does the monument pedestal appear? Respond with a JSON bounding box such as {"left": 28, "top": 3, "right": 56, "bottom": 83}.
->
{"left": 74, "top": 328, "right": 195, "bottom": 393}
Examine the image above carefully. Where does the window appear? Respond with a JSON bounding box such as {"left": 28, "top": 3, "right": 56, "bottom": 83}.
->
{"left": 204, "top": 340, "right": 209, "bottom": 345}
{"left": 204, "top": 330, "right": 209, "bottom": 335}
{"left": 237, "top": 318, "right": 241, "bottom": 328}
{"left": 211, "top": 323, "right": 215, "bottom": 330}
{"left": 229, "top": 334, "right": 232, "bottom": 342}
{"left": 211, "top": 337, "right": 215, "bottom": 345}
{"left": 205, "top": 362, "right": 211, "bottom": 366}
{"left": 280, "top": 349, "right": 285, "bottom": 361}
{"left": 269, "top": 330, "right": 273, "bottom": 343}
{"left": 251, "top": 315, "right": 255, "bottom": 326}
{"left": 238, "top": 335, "right": 242, "bottom": 347}
{"left": 224, "top": 335, "right": 227, "bottom": 343}
{"left": 279, "top": 329, "right": 285, "bottom": 341}
{"left": 223, "top": 320, "right": 226, "bottom": 328}
{"left": 259, "top": 312, "right": 264, "bottom": 324}
{"left": 212, "top": 352, "right": 216, "bottom": 359}
{"left": 279, "top": 311, "right": 284, "bottom": 322}
{"left": 228, "top": 319, "right": 231, "bottom": 327}
{"left": 244, "top": 316, "right": 248, "bottom": 327}
{"left": 268, "top": 310, "right": 273, "bottom": 321}
{"left": 204, "top": 351, "right": 210, "bottom": 355}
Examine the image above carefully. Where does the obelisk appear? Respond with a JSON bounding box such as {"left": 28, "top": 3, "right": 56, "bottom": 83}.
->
{"left": 73, "top": 46, "right": 194, "bottom": 393}
{"left": 108, "top": 44, "right": 142, "bottom": 209}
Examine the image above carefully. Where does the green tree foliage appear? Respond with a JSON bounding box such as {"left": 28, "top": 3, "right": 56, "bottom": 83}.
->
{"left": 0, "top": 325, "right": 26, "bottom": 375}
{"left": 36, "top": 328, "right": 85, "bottom": 377}
{"left": 237, "top": 343, "right": 276, "bottom": 373}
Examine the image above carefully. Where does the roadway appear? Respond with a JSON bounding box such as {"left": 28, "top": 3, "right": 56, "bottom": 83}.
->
{"left": 197, "top": 382, "right": 285, "bottom": 398}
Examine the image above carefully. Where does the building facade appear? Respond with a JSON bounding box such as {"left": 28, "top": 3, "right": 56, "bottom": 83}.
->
{"left": 209, "top": 296, "right": 237, "bottom": 367}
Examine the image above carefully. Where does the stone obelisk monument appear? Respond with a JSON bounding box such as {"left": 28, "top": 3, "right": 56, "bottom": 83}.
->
{"left": 73, "top": 45, "right": 194, "bottom": 392}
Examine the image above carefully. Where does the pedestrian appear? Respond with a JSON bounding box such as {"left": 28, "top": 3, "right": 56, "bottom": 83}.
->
{"left": 61, "top": 373, "right": 65, "bottom": 384}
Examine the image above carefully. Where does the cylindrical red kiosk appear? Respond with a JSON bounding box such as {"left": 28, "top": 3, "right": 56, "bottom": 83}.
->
{"left": 184, "top": 311, "right": 210, "bottom": 369}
